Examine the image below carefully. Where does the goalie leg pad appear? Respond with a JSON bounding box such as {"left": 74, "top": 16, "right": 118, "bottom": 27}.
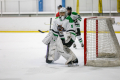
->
{"left": 42, "top": 31, "right": 53, "bottom": 45}
{"left": 64, "top": 46, "right": 77, "bottom": 61}
{"left": 48, "top": 40, "right": 61, "bottom": 61}
{"left": 55, "top": 37, "right": 77, "bottom": 64}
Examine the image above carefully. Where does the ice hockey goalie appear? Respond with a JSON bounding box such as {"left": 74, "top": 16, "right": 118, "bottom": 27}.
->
{"left": 42, "top": 7, "right": 79, "bottom": 67}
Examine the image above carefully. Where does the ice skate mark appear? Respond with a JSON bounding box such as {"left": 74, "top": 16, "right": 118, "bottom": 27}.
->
{"left": 50, "top": 63, "right": 65, "bottom": 65}
{"left": 49, "top": 67, "right": 59, "bottom": 69}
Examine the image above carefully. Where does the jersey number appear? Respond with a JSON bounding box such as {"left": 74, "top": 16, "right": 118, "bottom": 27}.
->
{"left": 71, "top": 25, "right": 73, "bottom": 28}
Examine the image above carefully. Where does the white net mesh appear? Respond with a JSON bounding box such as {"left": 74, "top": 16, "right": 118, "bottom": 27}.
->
{"left": 86, "top": 18, "right": 120, "bottom": 67}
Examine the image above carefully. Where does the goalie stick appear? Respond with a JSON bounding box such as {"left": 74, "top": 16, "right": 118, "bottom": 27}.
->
{"left": 46, "top": 18, "right": 52, "bottom": 63}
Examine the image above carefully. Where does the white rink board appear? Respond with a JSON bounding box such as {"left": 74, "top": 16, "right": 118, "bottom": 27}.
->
{"left": 0, "top": 17, "right": 120, "bottom": 32}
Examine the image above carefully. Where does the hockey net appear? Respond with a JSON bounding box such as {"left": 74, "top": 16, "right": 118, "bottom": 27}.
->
{"left": 84, "top": 17, "right": 120, "bottom": 67}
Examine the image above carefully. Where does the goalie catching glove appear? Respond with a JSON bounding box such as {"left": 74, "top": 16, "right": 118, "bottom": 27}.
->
{"left": 57, "top": 25, "right": 65, "bottom": 32}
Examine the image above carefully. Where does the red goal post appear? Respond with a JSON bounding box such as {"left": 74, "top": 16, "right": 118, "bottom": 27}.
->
{"left": 84, "top": 17, "right": 97, "bottom": 66}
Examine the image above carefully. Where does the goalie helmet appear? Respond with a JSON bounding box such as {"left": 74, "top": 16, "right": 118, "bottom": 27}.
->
{"left": 59, "top": 7, "right": 67, "bottom": 21}
{"left": 59, "top": 7, "right": 67, "bottom": 13}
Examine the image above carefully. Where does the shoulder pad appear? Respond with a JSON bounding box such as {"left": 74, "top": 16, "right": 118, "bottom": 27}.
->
{"left": 72, "top": 12, "right": 78, "bottom": 15}
{"left": 66, "top": 16, "right": 74, "bottom": 23}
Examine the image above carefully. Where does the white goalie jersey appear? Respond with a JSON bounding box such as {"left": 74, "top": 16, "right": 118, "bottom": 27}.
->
{"left": 51, "top": 16, "right": 76, "bottom": 44}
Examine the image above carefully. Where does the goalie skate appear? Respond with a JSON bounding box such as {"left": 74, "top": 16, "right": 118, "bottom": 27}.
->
{"left": 67, "top": 61, "right": 73, "bottom": 67}
{"left": 67, "top": 59, "right": 79, "bottom": 67}
{"left": 73, "top": 63, "right": 79, "bottom": 66}
{"left": 73, "top": 58, "right": 79, "bottom": 66}
{"left": 68, "top": 63, "right": 79, "bottom": 67}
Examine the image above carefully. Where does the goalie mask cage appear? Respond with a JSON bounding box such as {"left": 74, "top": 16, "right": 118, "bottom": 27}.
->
{"left": 84, "top": 17, "right": 120, "bottom": 67}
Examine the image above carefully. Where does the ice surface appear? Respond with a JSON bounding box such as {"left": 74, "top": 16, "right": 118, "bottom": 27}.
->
{"left": 0, "top": 33, "right": 120, "bottom": 80}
